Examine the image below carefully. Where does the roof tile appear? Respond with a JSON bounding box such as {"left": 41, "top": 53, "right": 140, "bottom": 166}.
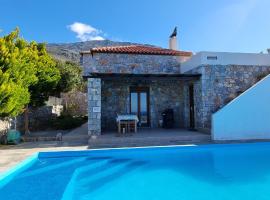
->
{"left": 86, "top": 45, "right": 192, "bottom": 56}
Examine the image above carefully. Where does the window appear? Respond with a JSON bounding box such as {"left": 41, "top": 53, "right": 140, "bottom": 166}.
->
{"left": 207, "top": 56, "right": 218, "bottom": 60}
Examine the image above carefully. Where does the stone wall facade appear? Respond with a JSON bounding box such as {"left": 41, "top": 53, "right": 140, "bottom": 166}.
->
{"left": 88, "top": 78, "right": 101, "bottom": 135}
{"left": 84, "top": 51, "right": 270, "bottom": 135}
{"left": 150, "top": 80, "right": 185, "bottom": 128}
{"left": 186, "top": 65, "right": 270, "bottom": 132}
{"left": 100, "top": 79, "right": 187, "bottom": 131}
{"left": 84, "top": 52, "right": 192, "bottom": 134}
{"left": 82, "top": 53, "right": 182, "bottom": 76}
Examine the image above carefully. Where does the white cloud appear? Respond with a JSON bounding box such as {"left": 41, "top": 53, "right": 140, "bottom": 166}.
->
{"left": 67, "top": 22, "right": 105, "bottom": 41}
{"left": 89, "top": 36, "right": 105, "bottom": 41}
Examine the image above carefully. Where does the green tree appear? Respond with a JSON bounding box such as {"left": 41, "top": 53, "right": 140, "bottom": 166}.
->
{"left": 55, "top": 60, "right": 85, "bottom": 94}
{"left": 0, "top": 28, "right": 60, "bottom": 133}
{"left": 0, "top": 71, "right": 30, "bottom": 117}
{"left": 29, "top": 43, "right": 60, "bottom": 107}
{"left": 25, "top": 43, "right": 60, "bottom": 134}
{"left": 0, "top": 28, "right": 37, "bottom": 117}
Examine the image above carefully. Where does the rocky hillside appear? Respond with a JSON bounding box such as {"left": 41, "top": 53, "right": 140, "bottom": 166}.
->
{"left": 47, "top": 40, "right": 141, "bottom": 64}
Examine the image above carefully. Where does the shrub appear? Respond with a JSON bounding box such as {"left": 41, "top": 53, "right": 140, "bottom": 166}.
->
{"left": 51, "top": 115, "right": 87, "bottom": 130}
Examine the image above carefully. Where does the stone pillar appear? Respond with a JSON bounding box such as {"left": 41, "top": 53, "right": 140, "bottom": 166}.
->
{"left": 88, "top": 78, "right": 101, "bottom": 136}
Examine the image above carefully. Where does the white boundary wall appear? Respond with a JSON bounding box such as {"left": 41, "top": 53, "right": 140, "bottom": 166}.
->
{"left": 212, "top": 74, "right": 270, "bottom": 140}
{"left": 181, "top": 52, "right": 270, "bottom": 73}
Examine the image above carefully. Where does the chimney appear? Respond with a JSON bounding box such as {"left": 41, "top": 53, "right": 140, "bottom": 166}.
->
{"left": 169, "top": 27, "right": 178, "bottom": 50}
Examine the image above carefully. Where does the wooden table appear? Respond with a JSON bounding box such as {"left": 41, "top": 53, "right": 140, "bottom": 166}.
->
{"left": 116, "top": 115, "right": 138, "bottom": 134}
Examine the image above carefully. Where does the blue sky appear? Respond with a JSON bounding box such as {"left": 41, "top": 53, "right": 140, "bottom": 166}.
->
{"left": 0, "top": 0, "right": 269, "bottom": 53}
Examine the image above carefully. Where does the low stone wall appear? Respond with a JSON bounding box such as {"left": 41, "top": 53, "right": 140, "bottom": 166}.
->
{"left": 16, "top": 106, "right": 59, "bottom": 131}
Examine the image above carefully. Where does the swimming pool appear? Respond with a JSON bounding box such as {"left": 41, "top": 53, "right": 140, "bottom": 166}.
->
{"left": 1, "top": 143, "right": 270, "bottom": 200}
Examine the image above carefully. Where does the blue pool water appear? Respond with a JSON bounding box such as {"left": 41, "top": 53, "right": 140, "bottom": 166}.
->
{"left": 2, "top": 143, "right": 270, "bottom": 200}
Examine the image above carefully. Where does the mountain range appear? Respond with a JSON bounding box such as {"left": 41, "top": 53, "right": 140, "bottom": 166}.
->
{"left": 47, "top": 40, "right": 142, "bottom": 64}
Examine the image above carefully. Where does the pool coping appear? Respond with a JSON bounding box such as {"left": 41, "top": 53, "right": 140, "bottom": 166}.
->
{"left": 1, "top": 141, "right": 270, "bottom": 188}
{"left": 38, "top": 141, "right": 270, "bottom": 158}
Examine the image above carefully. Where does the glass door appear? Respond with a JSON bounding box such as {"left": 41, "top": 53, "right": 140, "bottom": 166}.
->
{"left": 130, "top": 87, "right": 150, "bottom": 127}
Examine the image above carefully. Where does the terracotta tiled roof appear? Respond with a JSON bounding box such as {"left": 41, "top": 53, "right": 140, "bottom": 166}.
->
{"left": 85, "top": 45, "right": 192, "bottom": 56}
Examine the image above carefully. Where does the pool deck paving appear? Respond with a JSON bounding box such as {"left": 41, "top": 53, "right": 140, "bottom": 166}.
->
{"left": 88, "top": 128, "right": 212, "bottom": 148}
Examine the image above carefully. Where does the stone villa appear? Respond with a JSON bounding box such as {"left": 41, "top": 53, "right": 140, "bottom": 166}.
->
{"left": 81, "top": 29, "right": 270, "bottom": 141}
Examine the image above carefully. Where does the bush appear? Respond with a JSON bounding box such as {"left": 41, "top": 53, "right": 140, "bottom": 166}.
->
{"left": 51, "top": 115, "right": 87, "bottom": 130}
